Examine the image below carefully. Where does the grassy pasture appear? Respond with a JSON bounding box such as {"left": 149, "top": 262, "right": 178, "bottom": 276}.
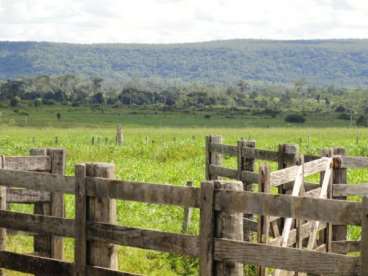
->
{"left": 0, "top": 107, "right": 366, "bottom": 275}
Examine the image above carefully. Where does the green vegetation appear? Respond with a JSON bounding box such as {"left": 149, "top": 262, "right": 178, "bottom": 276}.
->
{"left": 1, "top": 111, "right": 367, "bottom": 274}
{"left": 1, "top": 40, "right": 368, "bottom": 86}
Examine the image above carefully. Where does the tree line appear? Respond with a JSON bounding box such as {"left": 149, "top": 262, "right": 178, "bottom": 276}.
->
{"left": 1, "top": 75, "right": 368, "bottom": 125}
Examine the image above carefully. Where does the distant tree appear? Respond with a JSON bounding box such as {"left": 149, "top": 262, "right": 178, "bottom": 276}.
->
{"left": 285, "top": 114, "right": 305, "bottom": 123}
{"left": 10, "top": 96, "right": 21, "bottom": 107}
{"left": 34, "top": 98, "right": 42, "bottom": 107}
{"left": 56, "top": 112, "right": 61, "bottom": 121}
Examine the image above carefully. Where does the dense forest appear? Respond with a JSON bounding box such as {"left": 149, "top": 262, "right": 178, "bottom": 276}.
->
{"left": 1, "top": 75, "right": 368, "bottom": 125}
{"left": 1, "top": 40, "right": 368, "bottom": 86}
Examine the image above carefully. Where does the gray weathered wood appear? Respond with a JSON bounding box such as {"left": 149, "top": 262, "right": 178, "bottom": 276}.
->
{"left": 208, "top": 165, "right": 259, "bottom": 184}
{"left": 206, "top": 136, "right": 223, "bottom": 180}
{"left": 182, "top": 181, "right": 193, "bottom": 233}
{"left": 361, "top": 196, "right": 368, "bottom": 275}
{"left": 340, "top": 155, "right": 368, "bottom": 168}
{"left": 75, "top": 164, "right": 87, "bottom": 276}
{"left": 1, "top": 156, "right": 51, "bottom": 171}
{"left": 6, "top": 188, "right": 50, "bottom": 203}
{"left": 116, "top": 125, "right": 123, "bottom": 145}
{"left": 0, "top": 156, "right": 5, "bottom": 276}
{"left": 214, "top": 239, "right": 359, "bottom": 275}
{"left": 258, "top": 165, "right": 271, "bottom": 276}
{"left": 333, "top": 184, "right": 368, "bottom": 196}
{"left": 199, "top": 181, "right": 216, "bottom": 275}
{"left": 331, "top": 240, "right": 360, "bottom": 254}
{"left": 88, "top": 222, "right": 199, "bottom": 257}
{"left": 214, "top": 180, "right": 244, "bottom": 276}
{"left": 215, "top": 190, "right": 362, "bottom": 225}
{"left": 86, "top": 163, "right": 118, "bottom": 270}
{"left": 271, "top": 157, "right": 330, "bottom": 187}
{"left": 0, "top": 168, "right": 75, "bottom": 193}
{"left": 86, "top": 177, "right": 200, "bottom": 208}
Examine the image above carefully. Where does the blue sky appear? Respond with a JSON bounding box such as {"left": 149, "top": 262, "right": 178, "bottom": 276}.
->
{"left": 0, "top": 0, "right": 367, "bottom": 43}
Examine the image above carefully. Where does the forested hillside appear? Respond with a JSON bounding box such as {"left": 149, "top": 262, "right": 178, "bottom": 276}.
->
{"left": 1, "top": 40, "right": 368, "bottom": 86}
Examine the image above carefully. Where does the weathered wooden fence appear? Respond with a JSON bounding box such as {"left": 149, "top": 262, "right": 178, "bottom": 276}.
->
{"left": 0, "top": 140, "right": 367, "bottom": 275}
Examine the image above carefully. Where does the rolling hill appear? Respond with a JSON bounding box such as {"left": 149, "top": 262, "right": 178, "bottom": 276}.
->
{"left": 1, "top": 39, "right": 368, "bottom": 86}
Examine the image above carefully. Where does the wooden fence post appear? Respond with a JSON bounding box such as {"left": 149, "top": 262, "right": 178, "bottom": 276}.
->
{"left": 75, "top": 164, "right": 87, "bottom": 276}
{"left": 116, "top": 125, "right": 123, "bottom": 145}
{"left": 199, "top": 181, "right": 215, "bottom": 276}
{"left": 331, "top": 147, "right": 347, "bottom": 242}
{"left": 85, "top": 163, "right": 118, "bottom": 269}
{"left": 32, "top": 148, "right": 66, "bottom": 261}
{"left": 0, "top": 156, "right": 6, "bottom": 276}
{"left": 361, "top": 196, "right": 368, "bottom": 275}
{"left": 238, "top": 139, "right": 256, "bottom": 242}
{"left": 205, "top": 136, "right": 223, "bottom": 180}
{"left": 182, "top": 181, "right": 193, "bottom": 233}
{"left": 257, "top": 165, "right": 271, "bottom": 276}
{"left": 214, "top": 180, "right": 244, "bottom": 276}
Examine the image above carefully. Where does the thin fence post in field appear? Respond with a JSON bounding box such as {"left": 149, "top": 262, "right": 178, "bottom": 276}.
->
{"left": 116, "top": 125, "right": 123, "bottom": 145}
{"left": 55, "top": 136, "right": 58, "bottom": 145}
{"left": 214, "top": 180, "right": 244, "bottom": 276}
{"left": 91, "top": 136, "right": 95, "bottom": 145}
{"left": 361, "top": 197, "right": 368, "bottom": 275}
{"left": 181, "top": 181, "right": 193, "bottom": 233}
{"left": 85, "top": 163, "right": 118, "bottom": 269}
{"left": 205, "top": 136, "right": 223, "bottom": 180}
{"left": 237, "top": 139, "right": 256, "bottom": 242}
{"left": 257, "top": 164, "right": 271, "bottom": 276}
{"left": 332, "top": 147, "right": 348, "bottom": 242}
{"left": 199, "top": 181, "right": 215, "bottom": 276}
{"left": 0, "top": 155, "right": 6, "bottom": 276}
{"left": 75, "top": 164, "right": 87, "bottom": 276}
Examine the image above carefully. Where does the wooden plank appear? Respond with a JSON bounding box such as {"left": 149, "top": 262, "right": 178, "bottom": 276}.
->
{"left": 333, "top": 184, "right": 368, "bottom": 196}
{"left": 88, "top": 223, "right": 199, "bottom": 257}
{"left": 307, "top": 159, "right": 333, "bottom": 250}
{"left": 75, "top": 164, "right": 87, "bottom": 276}
{"left": 271, "top": 157, "right": 331, "bottom": 187}
{"left": 206, "top": 136, "right": 223, "bottom": 180}
{"left": 87, "top": 266, "right": 141, "bottom": 276}
{"left": 257, "top": 165, "right": 271, "bottom": 276}
{"left": 199, "top": 181, "right": 216, "bottom": 275}
{"left": 208, "top": 165, "right": 259, "bottom": 184}
{"left": 48, "top": 148, "right": 66, "bottom": 260}
{"left": 0, "top": 210, "right": 74, "bottom": 237}
{"left": 0, "top": 250, "right": 73, "bottom": 275}
{"left": 86, "top": 178, "right": 201, "bottom": 208}
{"left": 6, "top": 188, "right": 50, "bottom": 203}
{"left": 340, "top": 155, "right": 368, "bottom": 168}
{"left": 361, "top": 196, "right": 368, "bottom": 275}
{"left": 331, "top": 240, "right": 360, "bottom": 254}
{"left": 182, "top": 181, "right": 193, "bottom": 233}
{"left": 0, "top": 168, "right": 75, "bottom": 193}
{"left": 214, "top": 190, "right": 362, "bottom": 225}
{"left": 214, "top": 239, "right": 359, "bottom": 275}
{"left": 86, "top": 163, "right": 118, "bottom": 270}
{"left": 2, "top": 156, "right": 51, "bottom": 171}
{"left": 214, "top": 180, "right": 243, "bottom": 276}
{"left": 209, "top": 143, "right": 238, "bottom": 156}
{"left": 304, "top": 154, "right": 320, "bottom": 162}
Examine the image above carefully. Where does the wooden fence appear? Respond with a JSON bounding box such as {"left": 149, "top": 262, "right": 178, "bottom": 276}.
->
{"left": 0, "top": 141, "right": 367, "bottom": 275}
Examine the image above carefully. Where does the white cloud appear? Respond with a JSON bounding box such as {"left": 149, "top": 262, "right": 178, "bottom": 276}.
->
{"left": 0, "top": 0, "right": 368, "bottom": 43}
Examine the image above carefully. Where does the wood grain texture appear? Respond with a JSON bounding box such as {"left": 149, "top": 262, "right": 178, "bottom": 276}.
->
{"left": 2, "top": 156, "right": 51, "bottom": 171}
{"left": 214, "top": 190, "right": 362, "bottom": 225}
{"left": 199, "top": 181, "right": 216, "bottom": 276}
{"left": 214, "top": 239, "right": 359, "bottom": 275}
{"left": 361, "top": 197, "right": 368, "bottom": 275}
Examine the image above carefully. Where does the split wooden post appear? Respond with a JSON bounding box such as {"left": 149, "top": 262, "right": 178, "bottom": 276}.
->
{"left": 75, "top": 164, "right": 87, "bottom": 276}
{"left": 257, "top": 164, "right": 271, "bottom": 276}
{"left": 205, "top": 136, "right": 223, "bottom": 180}
{"left": 116, "top": 125, "right": 123, "bottom": 145}
{"left": 361, "top": 196, "right": 368, "bottom": 275}
{"left": 182, "top": 181, "right": 193, "bottom": 233}
{"left": 0, "top": 156, "right": 6, "bottom": 276}
{"left": 32, "top": 148, "right": 66, "bottom": 261}
{"left": 238, "top": 139, "right": 256, "bottom": 241}
{"left": 331, "top": 147, "right": 347, "bottom": 242}
{"left": 85, "top": 163, "right": 118, "bottom": 269}
{"left": 199, "top": 181, "right": 216, "bottom": 275}
{"left": 214, "top": 180, "right": 244, "bottom": 276}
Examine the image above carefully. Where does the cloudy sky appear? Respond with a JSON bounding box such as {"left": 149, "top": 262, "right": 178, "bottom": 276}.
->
{"left": 0, "top": 0, "right": 368, "bottom": 44}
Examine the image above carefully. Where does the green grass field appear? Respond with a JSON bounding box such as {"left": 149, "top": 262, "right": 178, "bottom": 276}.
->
{"left": 0, "top": 107, "right": 366, "bottom": 275}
